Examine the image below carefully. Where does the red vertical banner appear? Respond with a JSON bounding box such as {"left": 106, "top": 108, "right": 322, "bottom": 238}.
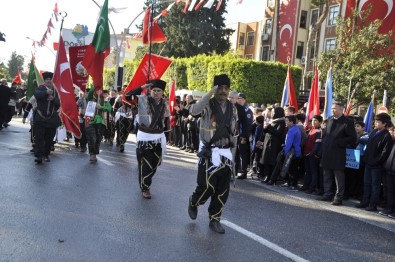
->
{"left": 169, "top": 79, "right": 177, "bottom": 128}
{"left": 277, "top": 0, "right": 299, "bottom": 64}
{"left": 69, "top": 46, "right": 89, "bottom": 92}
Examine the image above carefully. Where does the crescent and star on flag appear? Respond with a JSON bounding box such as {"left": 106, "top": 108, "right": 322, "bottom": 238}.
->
{"left": 358, "top": 0, "right": 393, "bottom": 20}
{"left": 280, "top": 24, "right": 292, "bottom": 47}
{"left": 59, "top": 62, "right": 71, "bottom": 94}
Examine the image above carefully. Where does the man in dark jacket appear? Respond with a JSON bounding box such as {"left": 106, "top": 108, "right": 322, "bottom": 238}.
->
{"left": 184, "top": 95, "right": 198, "bottom": 153}
{"left": 381, "top": 126, "right": 395, "bottom": 218}
{"left": 262, "top": 107, "right": 287, "bottom": 184}
{"left": 0, "top": 79, "right": 11, "bottom": 130}
{"left": 318, "top": 102, "right": 357, "bottom": 206}
{"left": 33, "top": 72, "right": 61, "bottom": 164}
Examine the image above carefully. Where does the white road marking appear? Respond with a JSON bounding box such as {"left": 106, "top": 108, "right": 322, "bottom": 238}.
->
{"left": 95, "top": 155, "right": 114, "bottom": 166}
{"left": 221, "top": 220, "right": 309, "bottom": 262}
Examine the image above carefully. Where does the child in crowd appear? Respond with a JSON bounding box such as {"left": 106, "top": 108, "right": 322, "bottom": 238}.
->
{"left": 301, "top": 115, "right": 323, "bottom": 194}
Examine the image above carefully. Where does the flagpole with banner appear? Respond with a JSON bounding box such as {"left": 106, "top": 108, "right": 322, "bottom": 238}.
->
{"left": 51, "top": 11, "right": 82, "bottom": 139}
{"left": 148, "top": 2, "right": 155, "bottom": 84}
{"left": 12, "top": 69, "right": 23, "bottom": 84}
{"left": 53, "top": 35, "right": 82, "bottom": 139}
{"left": 280, "top": 57, "right": 298, "bottom": 111}
{"left": 82, "top": 0, "right": 110, "bottom": 97}
{"left": 304, "top": 67, "right": 320, "bottom": 128}
{"left": 169, "top": 79, "right": 177, "bottom": 128}
{"left": 26, "top": 56, "right": 44, "bottom": 100}
{"left": 323, "top": 63, "right": 333, "bottom": 120}
{"left": 363, "top": 90, "right": 376, "bottom": 133}
{"left": 363, "top": 100, "right": 374, "bottom": 133}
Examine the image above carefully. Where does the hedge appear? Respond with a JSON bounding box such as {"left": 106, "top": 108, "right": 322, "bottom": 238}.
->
{"left": 105, "top": 54, "right": 302, "bottom": 104}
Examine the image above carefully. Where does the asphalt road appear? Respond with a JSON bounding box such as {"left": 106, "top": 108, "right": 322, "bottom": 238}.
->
{"left": 1, "top": 118, "right": 395, "bottom": 262}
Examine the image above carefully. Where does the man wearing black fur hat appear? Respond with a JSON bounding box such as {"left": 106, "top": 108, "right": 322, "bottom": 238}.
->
{"left": 125, "top": 79, "right": 170, "bottom": 199}
{"left": 33, "top": 71, "right": 61, "bottom": 164}
{"left": 187, "top": 74, "right": 238, "bottom": 234}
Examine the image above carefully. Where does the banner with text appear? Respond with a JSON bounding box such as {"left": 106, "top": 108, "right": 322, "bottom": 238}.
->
{"left": 69, "top": 45, "right": 89, "bottom": 92}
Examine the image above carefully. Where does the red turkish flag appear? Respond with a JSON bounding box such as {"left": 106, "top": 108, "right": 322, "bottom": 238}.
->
{"left": 304, "top": 67, "right": 320, "bottom": 127}
{"left": 345, "top": 0, "right": 395, "bottom": 39}
{"left": 142, "top": 7, "right": 166, "bottom": 44}
{"left": 277, "top": 0, "right": 299, "bottom": 64}
{"left": 169, "top": 79, "right": 177, "bottom": 127}
{"left": 123, "top": 53, "right": 172, "bottom": 102}
{"left": 53, "top": 36, "right": 82, "bottom": 139}
{"left": 12, "top": 69, "right": 23, "bottom": 84}
{"left": 286, "top": 66, "right": 298, "bottom": 111}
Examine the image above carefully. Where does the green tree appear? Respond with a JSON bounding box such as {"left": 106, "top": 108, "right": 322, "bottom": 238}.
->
{"left": 319, "top": 14, "right": 395, "bottom": 109}
{"left": 134, "top": 45, "right": 149, "bottom": 61}
{"left": 302, "top": 0, "right": 329, "bottom": 89}
{"left": 7, "top": 51, "right": 25, "bottom": 80}
{"left": 140, "top": 0, "right": 233, "bottom": 58}
{"left": 0, "top": 62, "right": 9, "bottom": 80}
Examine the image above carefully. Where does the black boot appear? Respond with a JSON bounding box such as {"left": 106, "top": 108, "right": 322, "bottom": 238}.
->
{"left": 366, "top": 204, "right": 377, "bottom": 212}
{"left": 262, "top": 176, "right": 270, "bottom": 183}
{"left": 188, "top": 196, "right": 197, "bottom": 220}
{"left": 209, "top": 220, "right": 225, "bottom": 234}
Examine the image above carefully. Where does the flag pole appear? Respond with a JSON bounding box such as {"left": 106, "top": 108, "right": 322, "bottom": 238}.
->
{"left": 47, "top": 11, "right": 67, "bottom": 115}
{"left": 147, "top": 1, "right": 156, "bottom": 86}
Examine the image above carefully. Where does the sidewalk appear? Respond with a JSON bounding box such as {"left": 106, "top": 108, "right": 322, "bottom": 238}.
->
{"left": 243, "top": 173, "right": 395, "bottom": 234}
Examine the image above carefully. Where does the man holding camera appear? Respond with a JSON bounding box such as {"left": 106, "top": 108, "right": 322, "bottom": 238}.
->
{"left": 187, "top": 74, "right": 238, "bottom": 234}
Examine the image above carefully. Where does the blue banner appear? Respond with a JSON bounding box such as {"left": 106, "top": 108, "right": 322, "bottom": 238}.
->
{"left": 346, "top": 148, "right": 360, "bottom": 169}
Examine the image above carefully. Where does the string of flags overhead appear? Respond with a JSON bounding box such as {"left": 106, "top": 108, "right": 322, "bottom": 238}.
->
{"left": 29, "top": 2, "right": 60, "bottom": 48}
{"left": 29, "top": 0, "right": 246, "bottom": 45}
{"left": 132, "top": 0, "right": 244, "bottom": 38}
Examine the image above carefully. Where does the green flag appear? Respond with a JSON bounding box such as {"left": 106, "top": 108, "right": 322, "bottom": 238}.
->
{"left": 81, "top": 0, "right": 110, "bottom": 95}
{"left": 26, "top": 59, "right": 44, "bottom": 100}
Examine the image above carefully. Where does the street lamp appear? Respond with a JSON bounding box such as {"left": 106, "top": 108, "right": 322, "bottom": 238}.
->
{"left": 26, "top": 36, "right": 56, "bottom": 56}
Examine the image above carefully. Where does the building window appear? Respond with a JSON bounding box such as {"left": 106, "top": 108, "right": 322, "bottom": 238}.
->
{"left": 265, "top": 19, "right": 272, "bottom": 35}
{"left": 310, "top": 9, "right": 318, "bottom": 26}
{"left": 327, "top": 5, "right": 339, "bottom": 26}
{"left": 325, "top": 38, "right": 336, "bottom": 51}
{"left": 300, "top": 10, "right": 308, "bottom": 29}
{"left": 245, "top": 54, "right": 253, "bottom": 59}
{"left": 247, "top": 31, "right": 255, "bottom": 46}
{"left": 262, "top": 46, "right": 270, "bottom": 61}
{"left": 296, "top": 41, "right": 304, "bottom": 59}
{"left": 239, "top": 32, "right": 245, "bottom": 47}
{"left": 267, "top": 0, "right": 274, "bottom": 7}
{"left": 310, "top": 41, "right": 316, "bottom": 59}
